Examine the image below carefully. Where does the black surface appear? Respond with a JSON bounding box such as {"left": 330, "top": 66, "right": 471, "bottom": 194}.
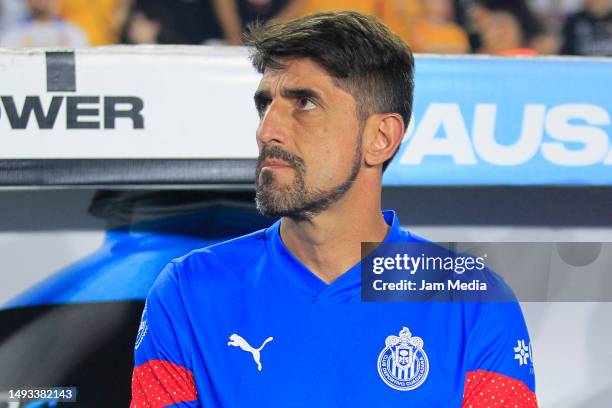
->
{"left": 0, "top": 187, "right": 610, "bottom": 232}
{"left": 0, "top": 301, "right": 144, "bottom": 407}
{"left": 0, "top": 159, "right": 257, "bottom": 186}
{"left": 382, "top": 186, "right": 612, "bottom": 226}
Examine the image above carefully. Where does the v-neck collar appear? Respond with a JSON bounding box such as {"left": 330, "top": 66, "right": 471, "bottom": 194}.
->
{"left": 265, "top": 210, "right": 409, "bottom": 303}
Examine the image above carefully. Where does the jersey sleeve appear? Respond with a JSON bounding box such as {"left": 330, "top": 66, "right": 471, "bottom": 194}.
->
{"left": 462, "top": 300, "right": 538, "bottom": 407}
{"left": 130, "top": 261, "right": 200, "bottom": 408}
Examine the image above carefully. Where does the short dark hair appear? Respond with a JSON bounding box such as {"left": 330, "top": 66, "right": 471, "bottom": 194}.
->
{"left": 243, "top": 11, "right": 415, "bottom": 172}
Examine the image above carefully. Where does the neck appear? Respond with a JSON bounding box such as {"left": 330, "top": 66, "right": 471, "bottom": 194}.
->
{"left": 279, "top": 181, "right": 389, "bottom": 284}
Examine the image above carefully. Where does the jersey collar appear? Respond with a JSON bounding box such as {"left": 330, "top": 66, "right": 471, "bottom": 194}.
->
{"left": 265, "top": 210, "right": 409, "bottom": 303}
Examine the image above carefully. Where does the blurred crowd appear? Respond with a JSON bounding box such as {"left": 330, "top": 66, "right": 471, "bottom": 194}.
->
{"left": 0, "top": 0, "right": 611, "bottom": 56}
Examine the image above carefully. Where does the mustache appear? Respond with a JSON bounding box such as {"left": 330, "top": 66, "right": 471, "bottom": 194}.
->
{"left": 256, "top": 145, "right": 305, "bottom": 171}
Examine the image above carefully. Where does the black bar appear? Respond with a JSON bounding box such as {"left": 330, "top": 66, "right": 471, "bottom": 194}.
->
{"left": 0, "top": 159, "right": 257, "bottom": 186}
{"left": 46, "top": 51, "right": 76, "bottom": 92}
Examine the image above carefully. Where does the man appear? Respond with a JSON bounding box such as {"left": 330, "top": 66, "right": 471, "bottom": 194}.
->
{"left": 561, "top": 0, "right": 612, "bottom": 56}
{"left": 409, "top": 0, "right": 469, "bottom": 54}
{"left": 0, "top": 0, "right": 87, "bottom": 47}
{"left": 475, "top": 4, "right": 539, "bottom": 55}
{"left": 131, "top": 11, "right": 537, "bottom": 407}
{"left": 469, "top": 0, "right": 557, "bottom": 55}
{"left": 58, "top": 0, "right": 131, "bottom": 45}
{"left": 212, "top": 0, "right": 305, "bottom": 45}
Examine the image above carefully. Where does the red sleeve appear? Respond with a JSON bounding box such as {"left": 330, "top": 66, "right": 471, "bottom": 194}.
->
{"left": 131, "top": 360, "right": 198, "bottom": 408}
{"left": 462, "top": 370, "right": 538, "bottom": 407}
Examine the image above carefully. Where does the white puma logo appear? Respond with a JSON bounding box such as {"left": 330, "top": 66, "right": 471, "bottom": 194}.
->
{"left": 228, "top": 333, "right": 274, "bottom": 371}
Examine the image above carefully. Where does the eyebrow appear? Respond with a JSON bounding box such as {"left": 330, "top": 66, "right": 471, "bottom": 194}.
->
{"left": 253, "top": 87, "right": 324, "bottom": 107}
{"left": 254, "top": 89, "right": 271, "bottom": 108}
{"left": 282, "top": 87, "right": 323, "bottom": 103}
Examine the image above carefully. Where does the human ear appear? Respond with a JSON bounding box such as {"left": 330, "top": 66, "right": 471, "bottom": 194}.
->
{"left": 363, "top": 113, "right": 405, "bottom": 168}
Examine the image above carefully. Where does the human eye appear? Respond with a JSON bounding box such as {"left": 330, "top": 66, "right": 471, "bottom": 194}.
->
{"left": 297, "top": 96, "right": 316, "bottom": 111}
{"left": 255, "top": 97, "right": 271, "bottom": 117}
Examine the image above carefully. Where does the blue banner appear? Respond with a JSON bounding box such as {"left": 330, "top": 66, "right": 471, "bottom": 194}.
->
{"left": 384, "top": 56, "right": 612, "bottom": 186}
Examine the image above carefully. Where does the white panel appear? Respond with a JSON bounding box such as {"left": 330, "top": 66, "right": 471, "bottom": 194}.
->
{"left": 0, "top": 46, "right": 261, "bottom": 159}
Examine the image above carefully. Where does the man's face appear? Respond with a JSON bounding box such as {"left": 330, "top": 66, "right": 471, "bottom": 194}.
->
{"left": 254, "top": 58, "right": 363, "bottom": 220}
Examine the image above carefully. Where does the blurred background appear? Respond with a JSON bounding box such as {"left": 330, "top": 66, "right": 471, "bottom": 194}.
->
{"left": 0, "top": 0, "right": 611, "bottom": 56}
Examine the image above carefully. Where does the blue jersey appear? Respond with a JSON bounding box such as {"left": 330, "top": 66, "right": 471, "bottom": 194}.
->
{"left": 131, "top": 210, "right": 537, "bottom": 407}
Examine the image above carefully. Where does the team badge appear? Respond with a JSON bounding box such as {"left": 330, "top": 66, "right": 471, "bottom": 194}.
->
{"left": 377, "top": 326, "right": 429, "bottom": 391}
{"left": 134, "top": 300, "right": 148, "bottom": 350}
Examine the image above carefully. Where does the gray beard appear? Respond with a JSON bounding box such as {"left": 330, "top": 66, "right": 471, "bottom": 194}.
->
{"left": 255, "top": 133, "right": 363, "bottom": 222}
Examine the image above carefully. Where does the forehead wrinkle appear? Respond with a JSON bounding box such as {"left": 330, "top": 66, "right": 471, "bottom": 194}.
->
{"left": 258, "top": 68, "right": 289, "bottom": 98}
{"left": 262, "top": 57, "right": 339, "bottom": 88}
{"left": 260, "top": 72, "right": 332, "bottom": 104}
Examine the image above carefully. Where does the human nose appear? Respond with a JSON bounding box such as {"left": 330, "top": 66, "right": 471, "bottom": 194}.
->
{"left": 256, "top": 100, "right": 289, "bottom": 147}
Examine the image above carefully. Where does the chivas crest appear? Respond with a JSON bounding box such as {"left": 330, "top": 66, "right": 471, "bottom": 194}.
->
{"left": 377, "top": 326, "right": 429, "bottom": 391}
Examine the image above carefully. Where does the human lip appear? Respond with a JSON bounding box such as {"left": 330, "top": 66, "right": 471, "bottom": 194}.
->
{"left": 261, "top": 159, "right": 293, "bottom": 170}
